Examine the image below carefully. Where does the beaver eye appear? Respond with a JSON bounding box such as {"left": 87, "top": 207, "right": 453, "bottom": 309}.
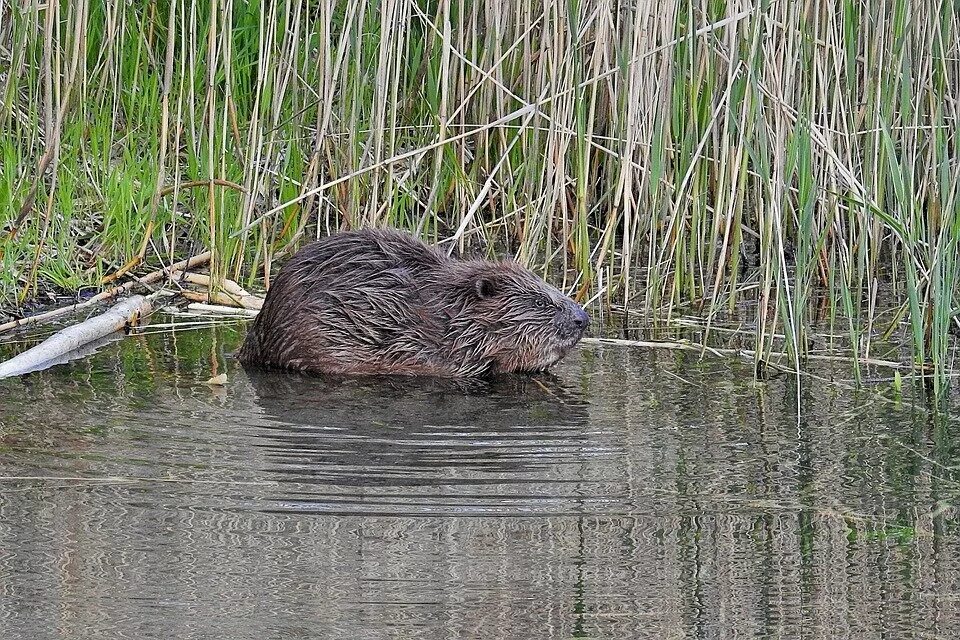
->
{"left": 534, "top": 298, "right": 547, "bottom": 309}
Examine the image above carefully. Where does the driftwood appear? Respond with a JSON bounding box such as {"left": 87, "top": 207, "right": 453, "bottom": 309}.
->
{"left": 0, "top": 295, "right": 153, "bottom": 378}
{"left": 0, "top": 251, "right": 211, "bottom": 334}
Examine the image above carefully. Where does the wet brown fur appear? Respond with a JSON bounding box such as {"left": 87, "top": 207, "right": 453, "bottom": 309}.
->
{"left": 237, "top": 228, "right": 589, "bottom": 377}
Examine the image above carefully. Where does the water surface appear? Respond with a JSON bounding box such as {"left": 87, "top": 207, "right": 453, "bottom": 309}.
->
{"left": 1, "top": 317, "right": 958, "bottom": 639}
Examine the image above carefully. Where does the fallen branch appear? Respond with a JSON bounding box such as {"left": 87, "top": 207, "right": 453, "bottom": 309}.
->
{"left": 0, "top": 295, "right": 153, "bottom": 378}
{"left": 180, "top": 289, "right": 263, "bottom": 310}
{"left": 0, "top": 251, "right": 211, "bottom": 334}
{"left": 582, "top": 337, "right": 910, "bottom": 371}
{"left": 581, "top": 337, "right": 714, "bottom": 354}
{"left": 170, "top": 271, "right": 252, "bottom": 297}
{"left": 186, "top": 302, "right": 259, "bottom": 317}
{"left": 169, "top": 270, "right": 263, "bottom": 309}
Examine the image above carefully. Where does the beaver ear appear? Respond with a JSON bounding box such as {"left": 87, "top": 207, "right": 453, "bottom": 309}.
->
{"left": 474, "top": 276, "right": 497, "bottom": 299}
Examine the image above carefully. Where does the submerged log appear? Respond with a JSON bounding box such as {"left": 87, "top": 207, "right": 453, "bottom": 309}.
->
{"left": 0, "top": 295, "right": 152, "bottom": 378}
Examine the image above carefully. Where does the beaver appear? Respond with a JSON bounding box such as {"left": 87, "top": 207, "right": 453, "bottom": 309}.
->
{"left": 237, "top": 228, "right": 589, "bottom": 377}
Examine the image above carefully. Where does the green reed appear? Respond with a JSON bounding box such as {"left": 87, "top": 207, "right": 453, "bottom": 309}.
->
{"left": 0, "top": 0, "right": 957, "bottom": 392}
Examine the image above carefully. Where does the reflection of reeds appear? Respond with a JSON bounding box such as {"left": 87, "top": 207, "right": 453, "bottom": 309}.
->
{"left": 1, "top": 2, "right": 957, "bottom": 390}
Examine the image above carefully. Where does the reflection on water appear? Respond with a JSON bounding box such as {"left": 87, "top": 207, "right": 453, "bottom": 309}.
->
{"left": 0, "top": 317, "right": 959, "bottom": 639}
{"left": 248, "top": 371, "right": 598, "bottom": 515}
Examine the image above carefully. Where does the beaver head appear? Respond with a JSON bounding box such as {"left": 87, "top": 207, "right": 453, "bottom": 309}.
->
{"left": 440, "top": 260, "right": 590, "bottom": 375}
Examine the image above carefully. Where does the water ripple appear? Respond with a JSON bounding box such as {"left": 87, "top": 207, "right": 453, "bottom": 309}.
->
{"left": 1, "top": 323, "right": 959, "bottom": 639}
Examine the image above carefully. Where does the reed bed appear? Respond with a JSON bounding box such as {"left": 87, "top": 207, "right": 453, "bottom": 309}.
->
{"left": 1, "top": 1, "right": 958, "bottom": 391}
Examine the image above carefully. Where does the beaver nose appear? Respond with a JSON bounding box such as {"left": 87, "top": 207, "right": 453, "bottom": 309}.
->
{"left": 572, "top": 307, "right": 589, "bottom": 330}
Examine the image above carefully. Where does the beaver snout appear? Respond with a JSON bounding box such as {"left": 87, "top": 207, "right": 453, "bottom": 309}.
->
{"left": 556, "top": 302, "right": 590, "bottom": 340}
{"left": 572, "top": 307, "right": 589, "bottom": 330}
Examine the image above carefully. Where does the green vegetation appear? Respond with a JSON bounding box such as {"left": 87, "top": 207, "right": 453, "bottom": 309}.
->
{"left": 1, "top": 1, "right": 958, "bottom": 391}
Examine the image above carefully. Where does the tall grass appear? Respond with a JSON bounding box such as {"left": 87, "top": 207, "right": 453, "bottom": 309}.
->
{"left": 1, "top": 1, "right": 958, "bottom": 391}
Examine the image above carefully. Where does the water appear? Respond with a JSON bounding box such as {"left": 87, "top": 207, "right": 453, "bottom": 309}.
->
{"left": 1, "top": 316, "right": 959, "bottom": 639}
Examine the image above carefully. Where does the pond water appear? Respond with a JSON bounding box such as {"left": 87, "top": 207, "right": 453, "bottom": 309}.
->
{"left": 1, "top": 316, "right": 959, "bottom": 639}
